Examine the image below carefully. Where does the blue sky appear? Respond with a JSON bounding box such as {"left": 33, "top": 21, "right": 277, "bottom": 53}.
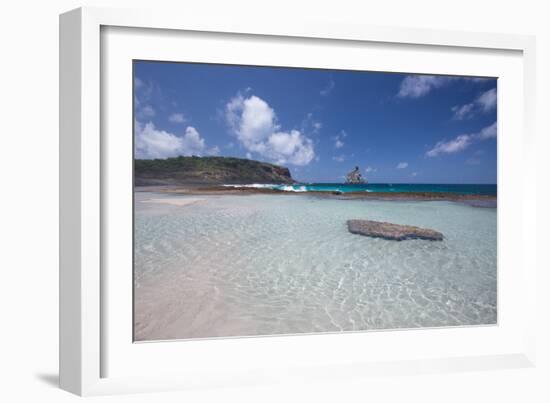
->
{"left": 134, "top": 61, "right": 497, "bottom": 184}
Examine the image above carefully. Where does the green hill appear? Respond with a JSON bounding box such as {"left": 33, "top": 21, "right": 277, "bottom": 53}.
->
{"left": 135, "top": 156, "right": 295, "bottom": 186}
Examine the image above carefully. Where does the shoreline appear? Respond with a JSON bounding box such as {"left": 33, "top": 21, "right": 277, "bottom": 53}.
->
{"left": 135, "top": 184, "right": 497, "bottom": 206}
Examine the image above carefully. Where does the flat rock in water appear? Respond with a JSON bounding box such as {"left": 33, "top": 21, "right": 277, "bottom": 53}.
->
{"left": 347, "top": 219, "right": 443, "bottom": 241}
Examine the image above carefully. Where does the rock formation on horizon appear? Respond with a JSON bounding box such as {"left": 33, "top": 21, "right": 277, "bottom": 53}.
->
{"left": 346, "top": 166, "right": 366, "bottom": 184}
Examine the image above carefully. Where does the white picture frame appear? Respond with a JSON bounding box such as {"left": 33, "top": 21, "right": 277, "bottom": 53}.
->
{"left": 59, "top": 6, "right": 537, "bottom": 396}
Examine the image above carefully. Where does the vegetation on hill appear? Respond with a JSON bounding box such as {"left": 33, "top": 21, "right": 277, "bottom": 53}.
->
{"left": 135, "top": 156, "right": 294, "bottom": 185}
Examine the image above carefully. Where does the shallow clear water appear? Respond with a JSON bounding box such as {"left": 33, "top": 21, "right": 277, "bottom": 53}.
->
{"left": 134, "top": 192, "right": 497, "bottom": 341}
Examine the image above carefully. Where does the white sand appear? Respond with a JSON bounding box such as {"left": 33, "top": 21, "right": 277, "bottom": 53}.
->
{"left": 140, "top": 197, "right": 204, "bottom": 207}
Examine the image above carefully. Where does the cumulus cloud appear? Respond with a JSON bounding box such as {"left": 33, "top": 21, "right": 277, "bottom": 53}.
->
{"left": 332, "top": 155, "right": 346, "bottom": 162}
{"left": 426, "top": 121, "right": 497, "bottom": 157}
{"left": 396, "top": 162, "right": 409, "bottom": 169}
{"left": 365, "top": 166, "right": 377, "bottom": 173}
{"left": 208, "top": 145, "right": 221, "bottom": 156}
{"left": 397, "top": 75, "right": 451, "bottom": 98}
{"left": 168, "top": 113, "right": 187, "bottom": 123}
{"left": 135, "top": 121, "right": 217, "bottom": 159}
{"left": 452, "top": 88, "right": 497, "bottom": 120}
{"left": 179, "top": 126, "right": 206, "bottom": 154}
{"left": 225, "top": 93, "right": 315, "bottom": 166}
{"left": 133, "top": 78, "right": 218, "bottom": 160}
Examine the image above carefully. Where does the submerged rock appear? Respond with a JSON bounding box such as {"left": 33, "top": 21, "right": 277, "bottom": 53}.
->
{"left": 347, "top": 219, "right": 443, "bottom": 241}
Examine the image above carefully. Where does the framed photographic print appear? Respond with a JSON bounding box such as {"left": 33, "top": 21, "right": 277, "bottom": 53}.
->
{"left": 132, "top": 60, "right": 499, "bottom": 342}
{"left": 60, "top": 7, "right": 537, "bottom": 396}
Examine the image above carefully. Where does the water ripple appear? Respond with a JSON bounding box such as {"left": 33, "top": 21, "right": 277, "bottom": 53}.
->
{"left": 134, "top": 193, "right": 497, "bottom": 341}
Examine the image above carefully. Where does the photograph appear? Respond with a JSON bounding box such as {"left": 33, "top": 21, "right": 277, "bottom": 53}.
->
{"left": 133, "top": 61, "right": 498, "bottom": 342}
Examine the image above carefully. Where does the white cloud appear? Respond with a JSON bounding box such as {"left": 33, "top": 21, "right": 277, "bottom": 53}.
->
{"left": 451, "top": 103, "right": 476, "bottom": 120}
{"left": 365, "top": 166, "right": 377, "bottom": 173}
{"left": 452, "top": 88, "right": 497, "bottom": 120}
{"left": 477, "top": 121, "right": 497, "bottom": 140}
{"left": 135, "top": 121, "right": 217, "bottom": 159}
{"left": 398, "top": 75, "right": 494, "bottom": 99}
{"left": 477, "top": 88, "right": 497, "bottom": 111}
{"left": 320, "top": 79, "right": 335, "bottom": 96}
{"left": 426, "top": 122, "right": 497, "bottom": 157}
{"left": 225, "top": 93, "right": 315, "bottom": 166}
{"left": 332, "top": 130, "right": 347, "bottom": 149}
{"left": 396, "top": 162, "right": 409, "bottom": 169}
{"left": 426, "top": 135, "right": 471, "bottom": 157}
{"left": 208, "top": 145, "right": 221, "bottom": 156}
{"left": 300, "top": 113, "right": 323, "bottom": 135}
{"left": 137, "top": 105, "right": 155, "bottom": 119}
{"left": 135, "top": 121, "right": 182, "bottom": 159}
{"left": 180, "top": 126, "right": 206, "bottom": 154}
{"left": 225, "top": 94, "right": 276, "bottom": 151}
{"left": 268, "top": 130, "right": 315, "bottom": 165}
{"left": 134, "top": 78, "right": 163, "bottom": 119}
{"left": 133, "top": 79, "right": 166, "bottom": 121}
{"left": 411, "top": 172, "right": 418, "bottom": 177}
{"left": 332, "top": 155, "right": 346, "bottom": 162}
{"left": 168, "top": 113, "right": 187, "bottom": 123}
{"left": 397, "top": 75, "right": 451, "bottom": 98}
{"left": 133, "top": 78, "right": 218, "bottom": 159}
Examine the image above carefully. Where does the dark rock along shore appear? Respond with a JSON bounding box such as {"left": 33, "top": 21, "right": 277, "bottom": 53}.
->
{"left": 347, "top": 219, "right": 444, "bottom": 241}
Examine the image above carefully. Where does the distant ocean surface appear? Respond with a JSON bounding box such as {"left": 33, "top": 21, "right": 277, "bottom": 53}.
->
{"left": 225, "top": 183, "right": 497, "bottom": 196}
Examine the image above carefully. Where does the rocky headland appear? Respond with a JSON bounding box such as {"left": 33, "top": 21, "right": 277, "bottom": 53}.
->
{"left": 135, "top": 156, "right": 294, "bottom": 186}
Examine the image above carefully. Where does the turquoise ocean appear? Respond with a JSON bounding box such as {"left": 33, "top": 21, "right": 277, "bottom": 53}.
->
{"left": 225, "top": 183, "right": 497, "bottom": 195}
